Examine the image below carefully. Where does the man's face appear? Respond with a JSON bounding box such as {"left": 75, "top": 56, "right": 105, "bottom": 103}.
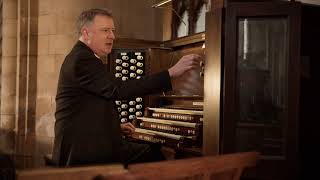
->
{"left": 85, "top": 15, "right": 115, "bottom": 58}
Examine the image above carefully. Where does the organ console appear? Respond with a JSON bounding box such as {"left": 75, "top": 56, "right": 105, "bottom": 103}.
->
{"left": 109, "top": 34, "right": 205, "bottom": 158}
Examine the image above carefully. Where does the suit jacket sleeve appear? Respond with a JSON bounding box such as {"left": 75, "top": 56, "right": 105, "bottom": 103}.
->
{"left": 75, "top": 52, "right": 172, "bottom": 100}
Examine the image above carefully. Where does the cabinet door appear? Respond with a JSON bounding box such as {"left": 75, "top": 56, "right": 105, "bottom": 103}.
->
{"left": 223, "top": 2, "right": 301, "bottom": 180}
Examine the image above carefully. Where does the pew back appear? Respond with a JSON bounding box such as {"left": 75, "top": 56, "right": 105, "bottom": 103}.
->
{"left": 127, "top": 151, "right": 259, "bottom": 180}
{"left": 16, "top": 164, "right": 126, "bottom": 180}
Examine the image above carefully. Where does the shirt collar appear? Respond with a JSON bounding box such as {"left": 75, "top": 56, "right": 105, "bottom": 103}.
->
{"left": 94, "top": 53, "right": 101, "bottom": 59}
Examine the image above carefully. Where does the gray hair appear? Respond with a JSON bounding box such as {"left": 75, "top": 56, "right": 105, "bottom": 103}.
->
{"left": 76, "top": 8, "right": 113, "bottom": 35}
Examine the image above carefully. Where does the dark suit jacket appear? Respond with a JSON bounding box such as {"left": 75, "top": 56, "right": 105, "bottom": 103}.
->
{"left": 52, "top": 41, "right": 172, "bottom": 166}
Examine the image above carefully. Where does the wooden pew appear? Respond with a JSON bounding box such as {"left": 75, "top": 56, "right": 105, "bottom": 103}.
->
{"left": 16, "top": 152, "right": 259, "bottom": 180}
{"left": 124, "top": 151, "right": 259, "bottom": 180}
{"left": 16, "top": 164, "right": 127, "bottom": 180}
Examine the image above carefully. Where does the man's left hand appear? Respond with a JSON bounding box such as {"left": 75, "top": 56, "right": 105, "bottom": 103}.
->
{"left": 120, "top": 122, "right": 135, "bottom": 136}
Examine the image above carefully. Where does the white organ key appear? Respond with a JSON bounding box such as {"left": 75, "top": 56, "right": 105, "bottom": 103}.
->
{"left": 122, "top": 56, "right": 129, "bottom": 60}
{"left": 136, "top": 104, "right": 142, "bottom": 109}
{"left": 130, "top": 59, "right": 137, "bottom": 64}
{"left": 137, "top": 55, "right": 143, "bottom": 60}
{"left": 121, "top": 118, "right": 127, "bottom": 123}
{"left": 122, "top": 69, "right": 128, "bottom": 74}
{"left": 129, "top": 101, "right": 136, "bottom": 105}
{"left": 137, "top": 69, "right": 143, "bottom": 74}
{"left": 129, "top": 115, "right": 136, "bottom": 120}
{"left": 122, "top": 62, "right": 129, "bottom": 67}
{"left": 115, "top": 59, "right": 122, "bottom": 64}
{"left": 115, "top": 66, "right": 122, "bottom": 71}
{"left": 135, "top": 111, "right": 142, "bottom": 116}
{"left": 129, "top": 108, "right": 136, "bottom": 113}
{"left": 122, "top": 76, "right": 128, "bottom": 81}
{"left": 136, "top": 97, "right": 142, "bottom": 102}
{"left": 115, "top": 101, "right": 121, "bottom": 105}
{"left": 121, "top": 104, "right": 128, "bottom": 109}
{"left": 115, "top": 73, "right": 122, "bottom": 78}
{"left": 130, "top": 73, "right": 136, "bottom": 78}
{"left": 130, "top": 66, "right": 137, "bottom": 71}
{"left": 121, "top": 111, "right": 128, "bottom": 116}
{"left": 136, "top": 62, "right": 143, "bottom": 67}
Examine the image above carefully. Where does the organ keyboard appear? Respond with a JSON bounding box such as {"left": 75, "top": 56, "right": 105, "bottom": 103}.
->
{"left": 131, "top": 98, "right": 203, "bottom": 149}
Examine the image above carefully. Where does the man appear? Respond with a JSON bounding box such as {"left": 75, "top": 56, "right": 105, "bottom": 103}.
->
{"left": 52, "top": 8, "right": 201, "bottom": 167}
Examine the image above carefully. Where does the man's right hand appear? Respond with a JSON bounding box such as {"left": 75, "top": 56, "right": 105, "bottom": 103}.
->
{"left": 168, "top": 54, "right": 202, "bottom": 79}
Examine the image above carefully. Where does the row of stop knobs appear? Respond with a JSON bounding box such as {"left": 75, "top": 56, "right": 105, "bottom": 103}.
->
{"left": 115, "top": 97, "right": 143, "bottom": 122}
{"left": 114, "top": 52, "right": 145, "bottom": 123}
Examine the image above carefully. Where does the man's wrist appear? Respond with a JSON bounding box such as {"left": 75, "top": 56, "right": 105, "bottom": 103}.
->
{"left": 168, "top": 68, "right": 174, "bottom": 78}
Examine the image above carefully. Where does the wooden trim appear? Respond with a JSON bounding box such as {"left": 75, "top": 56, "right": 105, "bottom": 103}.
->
{"left": 147, "top": 107, "right": 203, "bottom": 115}
{"left": 286, "top": 2, "right": 301, "bottom": 178}
{"left": 137, "top": 117, "right": 198, "bottom": 127}
{"left": 113, "top": 37, "right": 162, "bottom": 48}
{"left": 203, "top": 9, "right": 223, "bottom": 156}
{"left": 223, "top": 0, "right": 238, "bottom": 154}
{"left": 162, "top": 32, "right": 205, "bottom": 48}
{"left": 211, "top": 0, "right": 224, "bottom": 9}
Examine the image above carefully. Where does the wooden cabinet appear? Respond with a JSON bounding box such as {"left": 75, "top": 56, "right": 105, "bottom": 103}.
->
{"left": 205, "top": 1, "right": 302, "bottom": 180}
